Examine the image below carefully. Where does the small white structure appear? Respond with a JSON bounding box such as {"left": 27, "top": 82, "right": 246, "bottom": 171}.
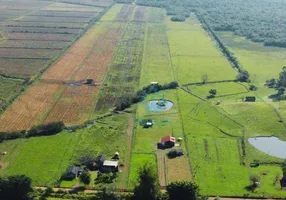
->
{"left": 215, "top": 100, "right": 221, "bottom": 105}
{"left": 177, "top": 137, "right": 183, "bottom": 141}
{"left": 151, "top": 82, "right": 159, "bottom": 85}
{"left": 102, "top": 160, "right": 119, "bottom": 172}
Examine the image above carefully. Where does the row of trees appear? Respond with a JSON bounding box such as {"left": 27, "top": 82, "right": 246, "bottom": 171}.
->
{"left": 0, "top": 121, "right": 65, "bottom": 142}
{"left": 192, "top": 0, "right": 286, "bottom": 48}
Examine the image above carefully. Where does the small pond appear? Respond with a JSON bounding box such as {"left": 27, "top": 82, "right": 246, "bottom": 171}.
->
{"left": 148, "top": 100, "right": 174, "bottom": 112}
{"left": 248, "top": 137, "right": 286, "bottom": 159}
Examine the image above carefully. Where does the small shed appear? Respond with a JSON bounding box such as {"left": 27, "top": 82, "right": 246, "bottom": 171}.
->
{"left": 157, "top": 136, "right": 176, "bottom": 149}
{"left": 280, "top": 173, "right": 286, "bottom": 188}
{"left": 143, "top": 119, "right": 153, "bottom": 128}
{"left": 86, "top": 79, "right": 93, "bottom": 85}
{"left": 64, "top": 166, "right": 84, "bottom": 180}
{"left": 245, "top": 96, "right": 256, "bottom": 102}
{"left": 151, "top": 82, "right": 158, "bottom": 85}
{"left": 101, "top": 160, "right": 119, "bottom": 173}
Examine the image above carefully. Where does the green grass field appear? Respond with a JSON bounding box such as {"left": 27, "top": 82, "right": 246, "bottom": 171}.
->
{"left": 139, "top": 9, "right": 174, "bottom": 86}
{"left": 0, "top": 3, "right": 286, "bottom": 198}
{"left": 0, "top": 77, "right": 24, "bottom": 108}
{"left": 167, "top": 16, "right": 237, "bottom": 84}
{"left": 0, "top": 114, "right": 129, "bottom": 187}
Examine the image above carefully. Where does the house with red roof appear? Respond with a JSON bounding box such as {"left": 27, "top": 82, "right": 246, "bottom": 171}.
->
{"left": 157, "top": 136, "right": 176, "bottom": 149}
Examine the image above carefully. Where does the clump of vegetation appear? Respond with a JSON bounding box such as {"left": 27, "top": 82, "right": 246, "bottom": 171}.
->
{"left": 166, "top": 181, "right": 199, "bottom": 200}
{"left": 133, "top": 164, "right": 160, "bottom": 200}
{"left": 0, "top": 121, "right": 65, "bottom": 142}
{"left": 0, "top": 175, "right": 33, "bottom": 200}
{"left": 79, "top": 170, "right": 91, "bottom": 186}
{"left": 249, "top": 84, "right": 257, "bottom": 91}
{"left": 245, "top": 174, "right": 260, "bottom": 192}
{"left": 236, "top": 70, "right": 250, "bottom": 82}
{"left": 207, "top": 89, "right": 217, "bottom": 98}
{"left": 171, "top": 16, "right": 186, "bottom": 22}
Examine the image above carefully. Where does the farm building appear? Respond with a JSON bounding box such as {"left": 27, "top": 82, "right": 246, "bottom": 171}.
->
{"left": 101, "top": 160, "right": 119, "bottom": 173}
{"left": 63, "top": 166, "right": 84, "bottom": 180}
{"left": 245, "top": 96, "right": 256, "bottom": 102}
{"left": 280, "top": 173, "right": 286, "bottom": 188}
{"left": 86, "top": 79, "right": 94, "bottom": 85}
{"left": 143, "top": 119, "right": 154, "bottom": 128}
{"left": 151, "top": 82, "right": 159, "bottom": 85}
{"left": 93, "top": 154, "right": 106, "bottom": 169}
{"left": 157, "top": 136, "right": 176, "bottom": 149}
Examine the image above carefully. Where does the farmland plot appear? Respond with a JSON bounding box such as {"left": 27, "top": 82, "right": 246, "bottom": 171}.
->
{"left": 3, "top": 27, "right": 81, "bottom": 35}
{"left": 96, "top": 21, "right": 145, "bottom": 112}
{"left": 0, "top": 48, "right": 61, "bottom": 59}
{"left": 5, "top": 33, "right": 74, "bottom": 41}
{"left": 0, "top": 4, "right": 133, "bottom": 131}
{"left": 139, "top": 8, "right": 174, "bottom": 86}
{"left": 167, "top": 16, "right": 237, "bottom": 84}
{"left": 6, "top": 22, "right": 87, "bottom": 29}
{"left": 0, "top": 58, "right": 49, "bottom": 78}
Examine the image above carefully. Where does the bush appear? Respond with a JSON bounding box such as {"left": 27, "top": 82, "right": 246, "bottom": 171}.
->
{"left": 26, "top": 121, "right": 65, "bottom": 137}
{"left": 236, "top": 70, "right": 250, "bottom": 82}
{"left": 171, "top": 16, "right": 186, "bottom": 22}
{"left": 249, "top": 85, "right": 257, "bottom": 91}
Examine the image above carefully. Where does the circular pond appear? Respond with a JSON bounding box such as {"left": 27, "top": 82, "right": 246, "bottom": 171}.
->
{"left": 248, "top": 137, "right": 286, "bottom": 159}
{"left": 148, "top": 100, "right": 174, "bottom": 112}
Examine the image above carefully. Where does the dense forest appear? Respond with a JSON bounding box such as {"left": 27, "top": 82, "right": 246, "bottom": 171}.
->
{"left": 192, "top": 0, "right": 286, "bottom": 47}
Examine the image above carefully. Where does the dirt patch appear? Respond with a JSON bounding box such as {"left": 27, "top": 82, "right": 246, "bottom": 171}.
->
{"left": 166, "top": 155, "right": 192, "bottom": 183}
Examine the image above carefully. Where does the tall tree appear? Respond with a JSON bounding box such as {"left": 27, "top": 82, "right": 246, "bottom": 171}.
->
{"left": 0, "top": 175, "right": 32, "bottom": 200}
{"left": 166, "top": 181, "right": 199, "bottom": 200}
{"left": 133, "top": 164, "right": 160, "bottom": 200}
{"left": 79, "top": 170, "right": 91, "bottom": 186}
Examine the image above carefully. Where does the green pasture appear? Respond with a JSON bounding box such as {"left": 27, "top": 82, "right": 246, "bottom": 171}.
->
{"left": 128, "top": 153, "right": 157, "bottom": 188}
{"left": 188, "top": 135, "right": 249, "bottom": 196}
{"left": 0, "top": 114, "right": 129, "bottom": 186}
{"left": 140, "top": 10, "right": 174, "bottom": 86}
{"left": 218, "top": 32, "right": 286, "bottom": 86}
{"left": 4, "top": 132, "right": 78, "bottom": 186}
{"left": 0, "top": 77, "right": 24, "bottom": 105}
{"left": 166, "top": 17, "right": 236, "bottom": 84}
{"left": 178, "top": 89, "right": 244, "bottom": 137}
{"left": 187, "top": 82, "right": 249, "bottom": 98}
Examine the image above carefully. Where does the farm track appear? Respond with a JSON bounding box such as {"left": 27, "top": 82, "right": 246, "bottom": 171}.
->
{"left": 119, "top": 114, "right": 134, "bottom": 188}
{"left": 156, "top": 150, "right": 167, "bottom": 186}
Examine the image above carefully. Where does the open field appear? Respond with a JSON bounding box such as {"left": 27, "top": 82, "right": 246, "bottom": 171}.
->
{"left": 0, "top": 113, "right": 129, "bottom": 187}
{"left": 139, "top": 8, "right": 174, "bottom": 86}
{"left": 167, "top": 16, "right": 237, "bottom": 84}
{"left": 0, "top": 2, "right": 286, "bottom": 198}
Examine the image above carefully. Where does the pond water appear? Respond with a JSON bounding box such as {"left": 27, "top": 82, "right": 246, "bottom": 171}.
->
{"left": 248, "top": 137, "right": 286, "bottom": 159}
{"left": 148, "top": 100, "right": 174, "bottom": 112}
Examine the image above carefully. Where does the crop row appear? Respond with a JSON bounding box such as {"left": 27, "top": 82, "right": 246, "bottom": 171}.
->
{"left": 0, "top": 4, "right": 130, "bottom": 131}
{"left": 95, "top": 22, "right": 146, "bottom": 111}
{"left": 3, "top": 27, "right": 81, "bottom": 35}
{"left": 16, "top": 16, "right": 91, "bottom": 23}
{"left": 28, "top": 11, "right": 99, "bottom": 18}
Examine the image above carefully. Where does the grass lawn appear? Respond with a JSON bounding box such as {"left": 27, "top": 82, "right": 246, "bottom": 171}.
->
{"left": 166, "top": 16, "right": 237, "bottom": 84}
{"left": 128, "top": 153, "right": 157, "bottom": 188}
